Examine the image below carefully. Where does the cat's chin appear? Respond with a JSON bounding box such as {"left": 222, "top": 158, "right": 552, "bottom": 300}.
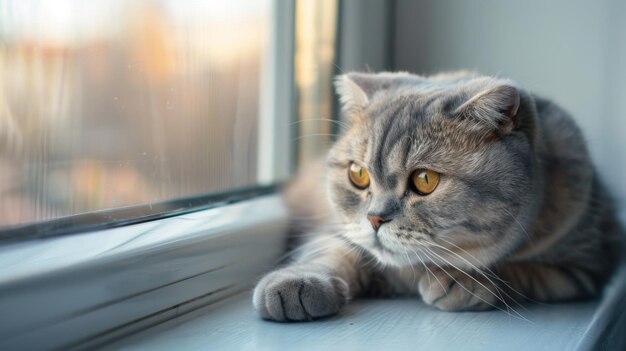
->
{"left": 341, "top": 233, "right": 419, "bottom": 268}
{"left": 365, "top": 245, "right": 415, "bottom": 268}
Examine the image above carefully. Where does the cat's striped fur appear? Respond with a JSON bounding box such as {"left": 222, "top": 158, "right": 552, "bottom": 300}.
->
{"left": 253, "top": 71, "right": 623, "bottom": 321}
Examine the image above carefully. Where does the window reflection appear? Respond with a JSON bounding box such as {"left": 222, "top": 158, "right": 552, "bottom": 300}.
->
{"left": 0, "top": 0, "right": 271, "bottom": 228}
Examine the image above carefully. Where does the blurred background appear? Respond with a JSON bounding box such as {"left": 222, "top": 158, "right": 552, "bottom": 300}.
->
{"left": 1, "top": 0, "right": 625, "bottom": 231}
{"left": 0, "top": 0, "right": 277, "bottom": 227}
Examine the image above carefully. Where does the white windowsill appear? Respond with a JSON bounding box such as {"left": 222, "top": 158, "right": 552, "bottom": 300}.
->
{"left": 0, "top": 195, "right": 288, "bottom": 350}
{"left": 104, "top": 260, "right": 626, "bottom": 351}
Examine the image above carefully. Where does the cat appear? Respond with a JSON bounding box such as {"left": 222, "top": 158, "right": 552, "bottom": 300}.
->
{"left": 253, "top": 71, "right": 624, "bottom": 321}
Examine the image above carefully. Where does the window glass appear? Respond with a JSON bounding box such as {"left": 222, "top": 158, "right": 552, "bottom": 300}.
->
{"left": 0, "top": 0, "right": 273, "bottom": 228}
{"left": 294, "top": 0, "right": 338, "bottom": 166}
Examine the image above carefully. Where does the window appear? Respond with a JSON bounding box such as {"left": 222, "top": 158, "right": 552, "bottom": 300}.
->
{"left": 0, "top": 0, "right": 287, "bottom": 234}
{"left": 0, "top": 1, "right": 344, "bottom": 349}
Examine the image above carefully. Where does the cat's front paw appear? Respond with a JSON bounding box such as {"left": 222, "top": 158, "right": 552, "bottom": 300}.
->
{"left": 418, "top": 267, "right": 500, "bottom": 311}
{"left": 253, "top": 267, "right": 349, "bottom": 322}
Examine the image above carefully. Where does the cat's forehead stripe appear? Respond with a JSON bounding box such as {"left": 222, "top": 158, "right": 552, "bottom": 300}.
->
{"left": 369, "top": 95, "right": 437, "bottom": 182}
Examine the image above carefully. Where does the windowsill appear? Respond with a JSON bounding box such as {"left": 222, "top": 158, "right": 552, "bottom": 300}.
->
{"left": 104, "top": 262, "right": 626, "bottom": 351}
{"left": 0, "top": 195, "right": 288, "bottom": 350}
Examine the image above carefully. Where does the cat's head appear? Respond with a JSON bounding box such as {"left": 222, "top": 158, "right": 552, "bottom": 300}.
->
{"left": 327, "top": 71, "right": 540, "bottom": 269}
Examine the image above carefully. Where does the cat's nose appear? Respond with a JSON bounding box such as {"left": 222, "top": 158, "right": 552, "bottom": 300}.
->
{"left": 367, "top": 214, "right": 390, "bottom": 231}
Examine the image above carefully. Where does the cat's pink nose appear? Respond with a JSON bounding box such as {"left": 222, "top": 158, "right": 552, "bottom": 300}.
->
{"left": 367, "top": 215, "right": 388, "bottom": 231}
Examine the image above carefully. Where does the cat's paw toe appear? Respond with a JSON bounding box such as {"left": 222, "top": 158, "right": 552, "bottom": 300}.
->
{"left": 418, "top": 268, "right": 499, "bottom": 311}
{"left": 253, "top": 268, "right": 349, "bottom": 322}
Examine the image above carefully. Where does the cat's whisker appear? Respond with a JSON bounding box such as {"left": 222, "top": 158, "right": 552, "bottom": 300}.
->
{"left": 291, "top": 118, "right": 350, "bottom": 131}
{"left": 278, "top": 236, "right": 344, "bottom": 261}
{"left": 421, "top": 246, "right": 513, "bottom": 314}
{"left": 401, "top": 248, "right": 419, "bottom": 287}
{"left": 337, "top": 236, "right": 366, "bottom": 262}
{"left": 428, "top": 239, "right": 507, "bottom": 284}
{"left": 431, "top": 237, "right": 487, "bottom": 268}
{"left": 412, "top": 252, "right": 433, "bottom": 288}
{"left": 421, "top": 246, "right": 532, "bottom": 323}
{"left": 401, "top": 250, "right": 415, "bottom": 285}
{"left": 420, "top": 247, "right": 504, "bottom": 311}
{"left": 331, "top": 61, "right": 347, "bottom": 75}
{"left": 292, "top": 133, "right": 340, "bottom": 142}
{"left": 425, "top": 241, "right": 533, "bottom": 314}
{"left": 425, "top": 242, "right": 512, "bottom": 300}
{"left": 414, "top": 248, "right": 449, "bottom": 295}
{"left": 289, "top": 213, "right": 332, "bottom": 220}
{"left": 407, "top": 246, "right": 445, "bottom": 293}
{"left": 434, "top": 237, "right": 545, "bottom": 306}
{"left": 501, "top": 207, "right": 535, "bottom": 248}
{"left": 420, "top": 247, "right": 526, "bottom": 321}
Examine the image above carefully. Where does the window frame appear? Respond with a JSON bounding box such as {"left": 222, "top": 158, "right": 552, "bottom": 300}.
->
{"left": 0, "top": 185, "right": 279, "bottom": 244}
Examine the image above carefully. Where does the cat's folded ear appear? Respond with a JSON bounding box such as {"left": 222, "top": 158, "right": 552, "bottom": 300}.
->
{"left": 454, "top": 83, "right": 521, "bottom": 136}
{"left": 334, "top": 73, "right": 370, "bottom": 118}
{"left": 334, "top": 72, "right": 414, "bottom": 124}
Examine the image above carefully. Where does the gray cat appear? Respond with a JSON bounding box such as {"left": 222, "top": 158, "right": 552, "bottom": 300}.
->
{"left": 253, "top": 71, "right": 624, "bottom": 321}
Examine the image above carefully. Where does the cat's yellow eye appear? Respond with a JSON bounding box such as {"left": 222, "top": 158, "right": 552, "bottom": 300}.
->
{"left": 411, "top": 169, "right": 440, "bottom": 195}
{"left": 348, "top": 163, "right": 370, "bottom": 189}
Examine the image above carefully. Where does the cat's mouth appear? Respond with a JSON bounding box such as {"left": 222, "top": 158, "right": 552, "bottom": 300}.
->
{"left": 342, "top": 230, "right": 442, "bottom": 267}
{"left": 373, "top": 232, "right": 416, "bottom": 258}
{"left": 338, "top": 227, "right": 442, "bottom": 267}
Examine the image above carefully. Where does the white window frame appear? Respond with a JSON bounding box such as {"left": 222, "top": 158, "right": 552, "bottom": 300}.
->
{"left": 0, "top": 1, "right": 295, "bottom": 349}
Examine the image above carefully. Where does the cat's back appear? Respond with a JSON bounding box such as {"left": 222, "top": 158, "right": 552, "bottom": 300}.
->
{"left": 532, "top": 94, "right": 590, "bottom": 166}
{"left": 524, "top": 94, "right": 623, "bottom": 272}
